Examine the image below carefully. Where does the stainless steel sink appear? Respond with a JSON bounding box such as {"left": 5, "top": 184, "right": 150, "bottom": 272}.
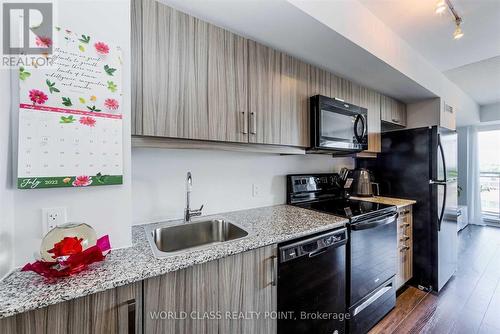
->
{"left": 145, "top": 219, "right": 249, "bottom": 257}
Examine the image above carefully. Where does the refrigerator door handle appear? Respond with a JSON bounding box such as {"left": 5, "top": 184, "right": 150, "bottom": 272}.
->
{"left": 436, "top": 134, "right": 447, "bottom": 231}
{"left": 437, "top": 134, "right": 447, "bottom": 183}
{"left": 437, "top": 183, "right": 447, "bottom": 231}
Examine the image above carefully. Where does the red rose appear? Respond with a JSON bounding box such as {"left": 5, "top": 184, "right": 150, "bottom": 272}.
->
{"left": 48, "top": 236, "right": 83, "bottom": 258}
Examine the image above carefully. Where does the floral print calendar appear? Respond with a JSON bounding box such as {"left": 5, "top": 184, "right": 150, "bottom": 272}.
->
{"left": 17, "top": 28, "right": 123, "bottom": 189}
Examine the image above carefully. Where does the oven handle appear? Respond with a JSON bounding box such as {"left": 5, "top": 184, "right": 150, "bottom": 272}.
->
{"left": 307, "top": 237, "right": 347, "bottom": 258}
{"left": 351, "top": 213, "right": 398, "bottom": 231}
{"left": 308, "top": 248, "right": 329, "bottom": 258}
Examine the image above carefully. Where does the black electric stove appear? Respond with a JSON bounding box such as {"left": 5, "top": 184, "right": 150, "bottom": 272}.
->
{"left": 283, "top": 173, "right": 398, "bottom": 334}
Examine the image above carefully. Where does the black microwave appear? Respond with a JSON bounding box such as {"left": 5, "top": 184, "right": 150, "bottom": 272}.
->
{"left": 309, "top": 95, "right": 368, "bottom": 153}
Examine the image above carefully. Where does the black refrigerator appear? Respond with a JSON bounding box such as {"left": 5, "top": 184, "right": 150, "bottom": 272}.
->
{"left": 357, "top": 126, "right": 458, "bottom": 293}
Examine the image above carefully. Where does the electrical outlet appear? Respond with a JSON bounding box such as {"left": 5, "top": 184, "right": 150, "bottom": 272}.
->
{"left": 252, "top": 183, "right": 260, "bottom": 197}
{"left": 42, "top": 207, "right": 67, "bottom": 235}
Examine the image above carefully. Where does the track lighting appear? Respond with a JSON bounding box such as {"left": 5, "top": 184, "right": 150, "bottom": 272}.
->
{"left": 453, "top": 20, "right": 464, "bottom": 39}
{"left": 435, "top": 1, "right": 447, "bottom": 14}
{"left": 435, "top": 0, "right": 464, "bottom": 40}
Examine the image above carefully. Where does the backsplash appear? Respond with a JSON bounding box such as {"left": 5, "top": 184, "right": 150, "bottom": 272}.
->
{"left": 131, "top": 148, "right": 354, "bottom": 224}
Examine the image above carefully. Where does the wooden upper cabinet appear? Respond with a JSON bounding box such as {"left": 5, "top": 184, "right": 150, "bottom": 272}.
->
{"left": 331, "top": 75, "right": 360, "bottom": 105}
{"left": 381, "top": 95, "right": 407, "bottom": 127}
{"left": 141, "top": 1, "right": 209, "bottom": 139}
{"left": 138, "top": 0, "right": 248, "bottom": 142}
{"left": 308, "top": 66, "right": 332, "bottom": 97}
{"left": 133, "top": 1, "right": 384, "bottom": 149}
{"left": 207, "top": 26, "right": 249, "bottom": 143}
{"left": 279, "top": 54, "right": 310, "bottom": 147}
{"left": 359, "top": 87, "right": 381, "bottom": 153}
{"left": 248, "top": 41, "right": 282, "bottom": 145}
{"left": 380, "top": 95, "right": 392, "bottom": 124}
{"left": 248, "top": 41, "right": 309, "bottom": 147}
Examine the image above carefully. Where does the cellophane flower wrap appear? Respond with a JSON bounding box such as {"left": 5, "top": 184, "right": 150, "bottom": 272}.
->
{"left": 22, "top": 235, "right": 111, "bottom": 278}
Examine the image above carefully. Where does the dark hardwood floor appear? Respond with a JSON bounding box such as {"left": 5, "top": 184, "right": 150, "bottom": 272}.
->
{"left": 370, "top": 224, "right": 500, "bottom": 334}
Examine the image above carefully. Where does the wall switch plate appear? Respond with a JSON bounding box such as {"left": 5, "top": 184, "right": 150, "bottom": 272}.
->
{"left": 252, "top": 184, "right": 260, "bottom": 197}
{"left": 42, "top": 207, "right": 67, "bottom": 236}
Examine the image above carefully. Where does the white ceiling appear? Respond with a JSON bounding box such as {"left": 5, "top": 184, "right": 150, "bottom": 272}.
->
{"left": 360, "top": 0, "right": 500, "bottom": 106}
{"left": 359, "top": 0, "right": 500, "bottom": 71}
{"left": 444, "top": 56, "right": 500, "bottom": 105}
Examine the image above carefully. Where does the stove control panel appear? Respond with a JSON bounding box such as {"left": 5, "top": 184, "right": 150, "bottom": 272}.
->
{"left": 279, "top": 228, "right": 347, "bottom": 263}
{"left": 287, "top": 173, "right": 342, "bottom": 204}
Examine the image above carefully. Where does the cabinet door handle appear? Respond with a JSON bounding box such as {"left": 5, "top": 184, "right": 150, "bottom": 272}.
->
{"left": 271, "top": 255, "right": 278, "bottom": 286}
{"left": 400, "top": 235, "right": 410, "bottom": 242}
{"left": 400, "top": 245, "right": 410, "bottom": 252}
{"left": 127, "top": 299, "right": 136, "bottom": 334}
{"left": 250, "top": 112, "right": 257, "bottom": 134}
{"left": 242, "top": 111, "right": 248, "bottom": 134}
{"left": 400, "top": 223, "right": 410, "bottom": 228}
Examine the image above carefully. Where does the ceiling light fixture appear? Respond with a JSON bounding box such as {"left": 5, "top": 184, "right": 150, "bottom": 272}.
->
{"left": 435, "top": 1, "right": 447, "bottom": 14}
{"left": 435, "top": 0, "right": 464, "bottom": 39}
{"left": 453, "top": 20, "right": 464, "bottom": 39}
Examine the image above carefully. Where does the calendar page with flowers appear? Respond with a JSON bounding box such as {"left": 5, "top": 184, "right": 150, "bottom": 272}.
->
{"left": 17, "top": 28, "right": 123, "bottom": 189}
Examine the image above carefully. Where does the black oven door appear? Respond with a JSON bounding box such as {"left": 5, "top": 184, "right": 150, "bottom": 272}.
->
{"left": 310, "top": 95, "right": 367, "bottom": 152}
{"left": 348, "top": 212, "right": 397, "bottom": 306}
{"left": 278, "top": 228, "right": 347, "bottom": 334}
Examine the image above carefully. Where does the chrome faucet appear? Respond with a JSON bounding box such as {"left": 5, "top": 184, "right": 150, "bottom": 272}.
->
{"left": 184, "top": 172, "right": 204, "bottom": 223}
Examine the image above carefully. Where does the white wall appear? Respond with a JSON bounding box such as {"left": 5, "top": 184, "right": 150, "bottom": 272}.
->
{"left": 457, "top": 127, "right": 469, "bottom": 207}
{"left": 2, "top": 0, "right": 132, "bottom": 268}
{"left": 0, "top": 70, "right": 15, "bottom": 278}
{"left": 132, "top": 149, "right": 353, "bottom": 224}
{"left": 480, "top": 102, "right": 500, "bottom": 123}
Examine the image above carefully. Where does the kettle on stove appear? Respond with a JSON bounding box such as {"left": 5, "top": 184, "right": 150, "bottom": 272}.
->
{"left": 350, "top": 168, "right": 380, "bottom": 197}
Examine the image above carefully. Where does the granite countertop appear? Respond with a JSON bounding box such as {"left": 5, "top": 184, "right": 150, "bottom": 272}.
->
{"left": 0, "top": 205, "right": 347, "bottom": 319}
{"left": 350, "top": 196, "right": 417, "bottom": 208}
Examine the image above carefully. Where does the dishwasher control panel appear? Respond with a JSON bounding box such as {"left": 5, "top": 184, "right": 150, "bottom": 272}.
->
{"left": 279, "top": 228, "right": 347, "bottom": 263}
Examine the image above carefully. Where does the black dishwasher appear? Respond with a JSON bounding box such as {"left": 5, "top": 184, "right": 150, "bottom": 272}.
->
{"left": 278, "top": 228, "right": 347, "bottom": 334}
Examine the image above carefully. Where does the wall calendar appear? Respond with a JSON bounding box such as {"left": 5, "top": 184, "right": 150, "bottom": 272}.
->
{"left": 17, "top": 28, "right": 123, "bottom": 189}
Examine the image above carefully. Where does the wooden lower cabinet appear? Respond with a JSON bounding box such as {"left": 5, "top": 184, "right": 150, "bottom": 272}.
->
{"left": 395, "top": 205, "right": 413, "bottom": 290}
{"left": 0, "top": 245, "right": 278, "bottom": 334}
{"left": 143, "top": 260, "right": 219, "bottom": 334}
{"left": 218, "top": 245, "right": 277, "bottom": 334}
{"left": 0, "top": 282, "right": 142, "bottom": 334}
{"left": 144, "top": 245, "right": 277, "bottom": 334}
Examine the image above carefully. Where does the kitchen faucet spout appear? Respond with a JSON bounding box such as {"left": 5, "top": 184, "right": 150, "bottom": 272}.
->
{"left": 184, "top": 172, "right": 204, "bottom": 223}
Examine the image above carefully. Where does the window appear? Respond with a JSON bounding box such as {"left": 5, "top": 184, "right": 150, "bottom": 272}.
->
{"left": 478, "top": 130, "right": 500, "bottom": 222}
